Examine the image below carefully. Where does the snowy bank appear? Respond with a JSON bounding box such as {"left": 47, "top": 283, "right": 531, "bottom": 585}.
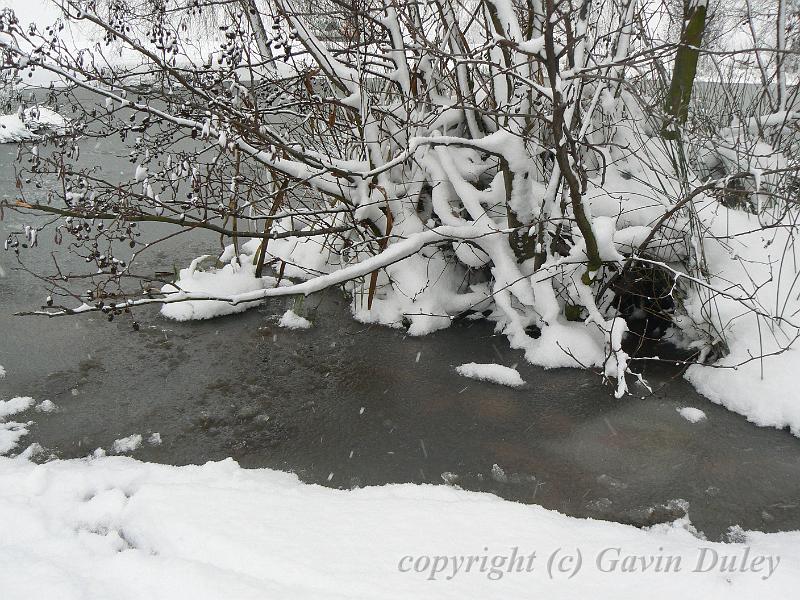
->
{"left": 676, "top": 202, "right": 800, "bottom": 436}
{"left": 0, "top": 454, "right": 797, "bottom": 599}
{"left": 0, "top": 106, "right": 67, "bottom": 143}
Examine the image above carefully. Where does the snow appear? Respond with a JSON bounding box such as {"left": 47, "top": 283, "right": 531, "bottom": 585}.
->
{"left": 278, "top": 309, "right": 312, "bottom": 330}
{"left": 0, "top": 454, "right": 797, "bottom": 599}
{"left": 678, "top": 203, "right": 800, "bottom": 436}
{"left": 0, "top": 397, "right": 34, "bottom": 455}
{"left": 491, "top": 463, "right": 509, "bottom": 483}
{"left": 112, "top": 434, "right": 143, "bottom": 454}
{"left": 0, "top": 106, "right": 67, "bottom": 143}
{"left": 135, "top": 164, "right": 148, "bottom": 182}
{"left": 15, "top": 2, "right": 800, "bottom": 445}
{"left": 35, "top": 400, "right": 57, "bottom": 413}
{"left": 0, "top": 423, "right": 29, "bottom": 455}
{"left": 517, "top": 36, "right": 545, "bottom": 55}
{"left": 456, "top": 363, "right": 525, "bottom": 387}
{"left": 148, "top": 432, "right": 162, "bottom": 446}
{"left": 678, "top": 407, "right": 707, "bottom": 423}
{"left": 0, "top": 396, "right": 35, "bottom": 419}
{"left": 160, "top": 250, "right": 281, "bottom": 321}
{"left": 0, "top": 365, "right": 6, "bottom": 378}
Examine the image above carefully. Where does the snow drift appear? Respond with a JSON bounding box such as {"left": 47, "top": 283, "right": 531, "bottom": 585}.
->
{"left": 0, "top": 453, "right": 797, "bottom": 599}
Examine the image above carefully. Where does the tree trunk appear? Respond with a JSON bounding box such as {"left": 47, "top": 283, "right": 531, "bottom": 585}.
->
{"left": 662, "top": 0, "right": 707, "bottom": 138}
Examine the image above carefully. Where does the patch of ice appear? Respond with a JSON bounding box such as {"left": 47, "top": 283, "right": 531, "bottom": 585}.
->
{"left": 678, "top": 407, "right": 707, "bottom": 423}
{"left": 112, "top": 434, "right": 143, "bottom": 454}
{"left": 278, "top": 309, "right": 312, "bottom": 330}
{"left": 455, "top": 363, "right": 524, "bottom": 387}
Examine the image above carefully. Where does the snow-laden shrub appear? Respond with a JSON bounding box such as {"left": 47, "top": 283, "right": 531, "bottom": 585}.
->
{"left": 3, "top": 0, "right": 800, "bottom": 425}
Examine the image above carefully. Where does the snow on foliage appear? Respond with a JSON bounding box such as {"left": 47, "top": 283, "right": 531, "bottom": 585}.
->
{"left": 160, "top": 246, "right": 283, "bottom": 321}
{"left": 4, "top": 0, "right": 800, "bottom": 434}
{"left": 0, "top": 454, "right": 796, "bottom": 599}
{"left": 677, "top": 207, "right": 800, "bottom": 435}
{"left": 456, "top": 363, "right": 525, "bottom": 388}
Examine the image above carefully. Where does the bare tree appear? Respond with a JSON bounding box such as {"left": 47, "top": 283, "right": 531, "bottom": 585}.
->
{"left": 1, "top": 0, "right": 799, "bottom": 396}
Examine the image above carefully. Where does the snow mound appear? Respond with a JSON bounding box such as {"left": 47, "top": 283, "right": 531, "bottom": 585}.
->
{"left": 0, "top": 106, "right": 67, "bottom": 142}
{"left": 456, "top": 363, "right": 525, "bottom": 387}
{"left": 0, "top": 396, "right": 35, "bottom": 419}
{"left": 0, "top": 455, "right": 796, "bottom": 599}
{"left": 35, "top": 400, "right": 57, "bottom": 413}
{"left": 678, "top": 407, "right": 707, "bottom": 423}
{"left": 680, "top": 205, "right": 800, "bottom": 436}
{"left": 0, "top": 422, "right": 29, "bottom": 455}
{"left": 278, "top": 309, "right": 312, "bottom": 330}
{"left": 112, "top": 434, "right": 142, "bottom": 454}
{"left": 0, "top": 397, "right": 34, "bottom": 455}
{"left": 160, "top": 253, "right": 279, "bottom": 321}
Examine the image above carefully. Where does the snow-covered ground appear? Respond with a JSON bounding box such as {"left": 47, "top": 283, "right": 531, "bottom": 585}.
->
{"left": 0, "top": 453, "right": 797, "bottom": 599}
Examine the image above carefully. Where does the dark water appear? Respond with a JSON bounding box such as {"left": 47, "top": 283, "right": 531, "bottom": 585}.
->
{"left": 2, "top": 129, "right": 800, "bottom": 542}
